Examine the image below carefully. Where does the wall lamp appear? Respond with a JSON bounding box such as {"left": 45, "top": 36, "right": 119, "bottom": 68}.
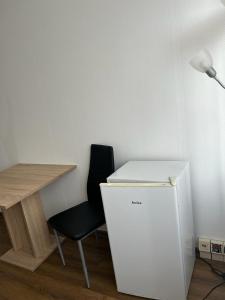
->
{"left": 190, "top": 49, "right": 225, "bottom": 90}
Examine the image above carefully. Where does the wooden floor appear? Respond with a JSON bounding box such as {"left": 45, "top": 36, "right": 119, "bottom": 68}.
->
{"left": 0, "top": 216, "right": 225, "bottom": 300}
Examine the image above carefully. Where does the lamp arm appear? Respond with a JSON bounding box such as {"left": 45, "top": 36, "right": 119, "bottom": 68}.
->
{"left": 213, "top": 77, "right": 225, "bottom": 90}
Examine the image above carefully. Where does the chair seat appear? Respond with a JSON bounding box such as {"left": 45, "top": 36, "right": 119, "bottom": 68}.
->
{"left": 48, "top": 201, "right": 105, "bottom": 240}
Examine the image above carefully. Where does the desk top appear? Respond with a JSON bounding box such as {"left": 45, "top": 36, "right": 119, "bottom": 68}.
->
{"left": 0, "top": 164, "right": 76, "bottom": 209}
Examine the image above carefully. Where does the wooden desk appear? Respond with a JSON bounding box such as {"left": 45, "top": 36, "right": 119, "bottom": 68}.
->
{"left": 0, "top": 163, "right": 76, "bottom": 271}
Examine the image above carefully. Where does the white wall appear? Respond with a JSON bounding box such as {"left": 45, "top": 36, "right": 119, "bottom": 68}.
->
{"left": 0, "top": 0, "right": 225, "bottom": 239}
{"left": 0, "top": 98, "right": 17, "bottom": 169}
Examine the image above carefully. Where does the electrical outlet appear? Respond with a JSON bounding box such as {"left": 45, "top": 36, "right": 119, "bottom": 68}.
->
{"left": 211, "top": 240, "right": 223, "bottom": 254}
{"left": 199, "top": 238, "right": 210, "bottom": 252}
{"left": 199, "top": 238, "right": 211, "bottom": 259}
{"left": 211, "top": 240, "right": 224, "bottom": 261}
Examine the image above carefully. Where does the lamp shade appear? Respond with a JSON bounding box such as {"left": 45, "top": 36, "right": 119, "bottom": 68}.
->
{"left": 189, "top": 49, "right": 213, "bottom": 73}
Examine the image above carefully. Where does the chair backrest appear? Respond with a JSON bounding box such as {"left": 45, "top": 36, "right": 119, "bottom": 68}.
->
{"left": 87, "top": 144, "right": 115, "bottom": 207}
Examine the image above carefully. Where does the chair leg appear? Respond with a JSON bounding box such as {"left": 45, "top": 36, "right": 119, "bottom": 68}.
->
{"left": 53, "top": 229, "right": 66, "bottom": 266}
{"left": 77, "top": 240, "right": 90, "bottom": 288}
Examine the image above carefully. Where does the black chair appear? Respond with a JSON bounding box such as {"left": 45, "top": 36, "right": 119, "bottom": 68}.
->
{"left": 48, "top": 144, "right": 114, "bottom": 288}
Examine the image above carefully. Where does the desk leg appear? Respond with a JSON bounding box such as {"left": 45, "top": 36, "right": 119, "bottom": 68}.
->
{"left": 0, "top": 192, "right": 58, "bottom": 271}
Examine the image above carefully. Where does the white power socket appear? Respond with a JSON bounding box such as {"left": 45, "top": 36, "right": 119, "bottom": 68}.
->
{"left": 199, "top": 238, "right": 211, "bottom": 259}
{"left": 199, "top": 238, "right": 211, "bottom": 252}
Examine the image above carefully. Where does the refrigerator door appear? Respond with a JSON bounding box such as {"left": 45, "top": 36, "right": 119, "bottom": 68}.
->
{"left": 100, "top": 184, "right": 186, "bottom": 300}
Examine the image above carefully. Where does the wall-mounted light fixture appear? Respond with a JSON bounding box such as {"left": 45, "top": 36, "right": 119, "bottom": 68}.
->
{"left": 190, "top": 49, "right": 225, "bottom": 89}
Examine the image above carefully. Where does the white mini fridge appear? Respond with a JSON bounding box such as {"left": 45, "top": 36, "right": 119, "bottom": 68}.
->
{"left": 100, "top": 161, "right": 195, "bottom": 300}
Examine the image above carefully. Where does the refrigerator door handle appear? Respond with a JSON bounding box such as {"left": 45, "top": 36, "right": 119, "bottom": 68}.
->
{"left": 169, "top": 177, "right": 176, "bottom": 186}
{"left": 100, "top": 182, "right": 174, "bottom": 187}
